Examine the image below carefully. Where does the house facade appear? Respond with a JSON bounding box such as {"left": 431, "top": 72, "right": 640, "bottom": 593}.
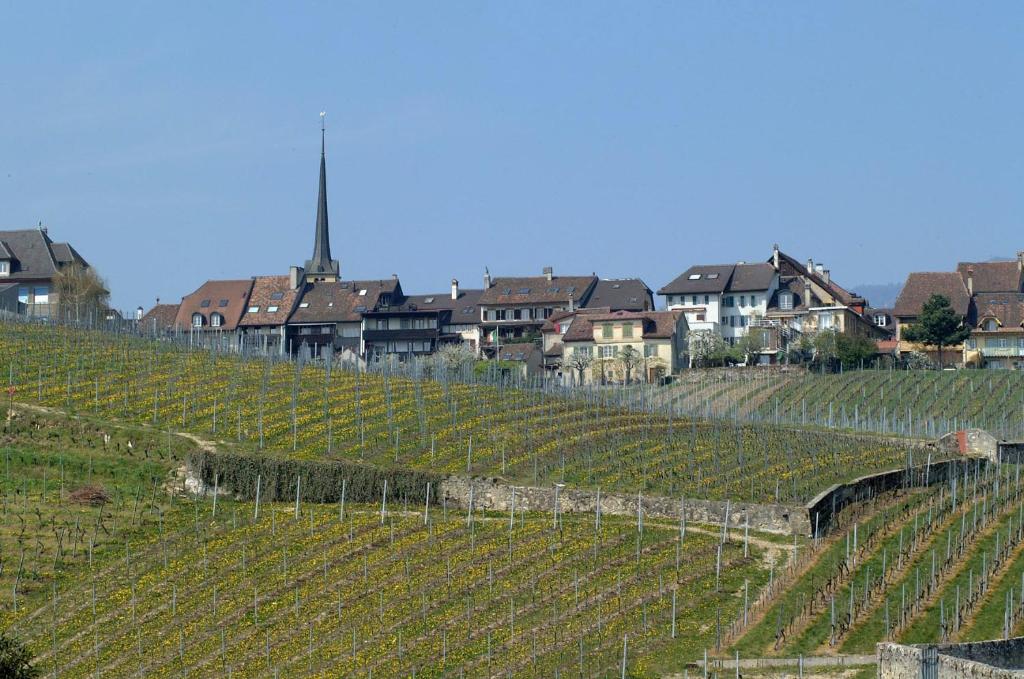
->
{"left": 238, "top": 275, "right": 302, "bottom": 355}
{"left": 173, "top": 279, "right": 255, "bottom": 350}
{"left": 660, "top": 262, "right": 777, "bottom": 344}
{"left": 561, "top": 310, "right": 688, "bottom": 385}
{"left": 478, "top": 267, "right": 598, "bottom": 352}
{"left": 0, "top": 227, "right": 92, "bottom": 319}
{"left": 894, "top": 270, "right": 974, "bottom": 368}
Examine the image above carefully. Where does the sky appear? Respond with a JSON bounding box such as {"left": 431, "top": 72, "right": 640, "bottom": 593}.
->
{"left": 1, "top": 2, "right": 1023, "bottom": 312}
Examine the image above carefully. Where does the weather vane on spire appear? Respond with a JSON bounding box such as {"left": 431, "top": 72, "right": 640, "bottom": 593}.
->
{"left": 320, "top": 111, "right": 326, "bottom": 154}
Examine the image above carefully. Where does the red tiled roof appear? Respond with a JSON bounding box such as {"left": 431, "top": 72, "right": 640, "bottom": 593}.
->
{"left": 174, "top": 279, "right": 254, "bottom": 331}
{"left": 139, "top": 303, "right": 179, "bottom": 331}
{"left": 563, "top": 310, "right": 683, "bottom": 341}
{"left": 239, "top": 276, "right": 301, "bottom": 327}
{"left": 957, "top": 261, "right": 1023, "bottom": 294}
{"left": 893, "top": 272, "right": 970, "bottom": 318}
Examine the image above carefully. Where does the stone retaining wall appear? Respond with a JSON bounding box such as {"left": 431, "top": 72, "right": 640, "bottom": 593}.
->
{"left": 878, "top": 638, "right": 1024, "bottom": 679}
{"left": 439, "top": 476, "right": 809, "bottom": 535}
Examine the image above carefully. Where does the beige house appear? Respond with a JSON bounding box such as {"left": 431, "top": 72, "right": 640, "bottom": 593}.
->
{"left": 561, "top": 310, "right": 688, "bottom": 384}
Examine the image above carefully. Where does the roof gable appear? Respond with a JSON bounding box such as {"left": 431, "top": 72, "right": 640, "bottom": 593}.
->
{"left": 893, "top": 272, "right": 970, "bottom": 318}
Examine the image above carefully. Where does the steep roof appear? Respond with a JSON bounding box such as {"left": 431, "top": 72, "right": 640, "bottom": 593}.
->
{"left": 563, "top": 310, "right": 684, "bottom": 341}
{"left": 658, "top": 265, "right": 734, "bottom": 295}
{"left": 304, "top": 130, "right": 340, "bottom": 278}
{"left": 478, "top": 275, "right": 597, "bottom": 306}
{"left": 729, "top": 263, "right": 776, "bottom": 292}
{"left": 969, "top": 292, "right": 1024, "bottom": 331}
{"left": 497, "top": 342, "right": 540, "bottom": 362}
{"left": 174, "top": 279, "right": 254, "bottom": 331}
{"left": 0, "top": 229, "right": 63, "bottom": 280}
{"left": 540, "top": 307, "right": 609, "bottom": 333}
{"left": 957, "top": 261, "right": 1023, "bottom": 294}
{"left": 773, "top": 250, "right": 862, "bottom": 306}
{"left": 400, "top": 288, "right": 484, "bottom": 326}
{"left": 585, "top": 279, "right": 654, "bottom": 312}
{"left": 289, "top": 278, "right": 400, "bottom": 324}
{"left": 893, "top": 272, "right": 970, "bottom": 318}
{"left": 239, "top": 276, "right": 302, "bottom": 327}
{"left": 139, "top": 303, "right": 180, "bottom": 331}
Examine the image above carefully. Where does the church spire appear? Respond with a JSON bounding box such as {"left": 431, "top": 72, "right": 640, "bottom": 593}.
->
{"left": 305, "top": 112, "right": 340, "bottom": 280}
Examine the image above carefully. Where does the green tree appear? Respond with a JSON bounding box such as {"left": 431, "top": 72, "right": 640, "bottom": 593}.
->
{"left": 0, "top": 631, "right": 38, "bottom": 679}
{"left": 835, "top": 333, "right": 877, "bottom": 369}
{"left": 734, "top": 331, "right": 765, "bottom": 366}
{"left": 901, "top": 294, "right": 970, "bottom": 367}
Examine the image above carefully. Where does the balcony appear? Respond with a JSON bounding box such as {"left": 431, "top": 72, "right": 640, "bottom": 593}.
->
{"left": 980, "top": 346, "right": 1024, "bottom": 358}
{"left": 687, "top": 320, "right": 720, "bottom": 334}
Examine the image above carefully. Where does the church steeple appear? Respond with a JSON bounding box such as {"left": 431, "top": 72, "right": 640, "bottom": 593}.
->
{"left": 304, "top": 112, "right": 340, "bottom": 281}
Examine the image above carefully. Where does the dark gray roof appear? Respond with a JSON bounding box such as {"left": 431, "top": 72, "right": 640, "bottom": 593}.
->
{"left": 659, "top": 263, "right": 776, "bottom": 296}
{"left": 658, "top": 265, "right": 735, "bottom": 295}
{"left": 0, "top": 242, "right": 12, "bottom": 259}
{"left": 585, "top": 279, "right": 654, "bottom": 312}
{"left": 49, "top": 242, "right": 86, "bottom": 266}
{"left": 289, "top": 279, "right": 400, "bottom": 324}
{"left": 728, "top": 263, "right": 776, "bottom": 292}
{"left": 0, "top": 229, "right": 62, "bottom": 280}
{"left": 403, "top": 289, "right": 484, "bottom": 324}
{"left": 304, "top": 132, "right": 340, "bottom": 277}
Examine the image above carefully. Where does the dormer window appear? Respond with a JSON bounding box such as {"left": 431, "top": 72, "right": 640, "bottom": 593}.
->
{"left": 779, "top": 293, "right": 793, "bottom": 310}
{"left": 0, "top": 260, "right": 8, "bottom": 276}
{"left": 247, "top": 306, "right": 260, "bottom": 314}
{"left": 192, "top": 313, "right": 204, "bottom": 327}
{"left": 210, "top": 312, "right": 224, "bottom": 327}
{"left": 984, "top": 319, "right": 999, "bottom": 332}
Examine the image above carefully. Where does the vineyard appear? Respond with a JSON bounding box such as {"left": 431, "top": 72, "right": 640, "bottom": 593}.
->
{"left": 0, "top": 406, "right": 779, "bottom": 678}
{"left": 4, "top": 320, "right": 1024, "bottom": 677}
{"left": 663, "top": 368, "right": 1024, "bottom": 440}
{"left": 0, "top": 323, "right": 927, "bottom": 505}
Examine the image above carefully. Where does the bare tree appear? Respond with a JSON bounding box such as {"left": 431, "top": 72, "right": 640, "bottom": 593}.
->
{"left": 566, "top": 347, "right": 592, "bottom": 385}
{"left": 53, "top": 262, "right": 109, "bottom": 321}
{"left": 618, "top": 346, "right": 643, "bottom": 384}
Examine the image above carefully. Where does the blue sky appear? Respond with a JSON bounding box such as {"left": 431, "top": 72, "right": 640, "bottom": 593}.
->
{"left": 1, "top": 2, "right": 1022, "bottom": 311}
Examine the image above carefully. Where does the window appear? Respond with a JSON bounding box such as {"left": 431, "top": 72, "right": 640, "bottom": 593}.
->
{"left": 218, "top": 299, "right": 229, "bottom": 307}
{"left": 267, "top": 305, "right": 279, "bottom": 313}
{"left": 874, "top": 314, "right": 888, "bottom": 326}
{"left": 967, "top": 338, "right": 977, "bottom": 349}
{"left": 1018, "top": 338, "right": 1024, "bottom": 349}
{"left": 985, "top": 319, "right": 998, "bottom": 332}
{"left": 723, "top": 296, "right": 735, "bottom": 307}
{"left": 779, "top": 293, "right": 793, "bottom": 311}
{"left": 299, "top": 302, "right": 309, "bottom": 308}
{"left": 270, "top": 292, "right": 284, "bottom": 301}
{"left": 248, "top": 306, "right": 260, "bottom": 313}
{"left": 706, "top": 273, "right": 719, "bottom": 280}
{"left": 740, "top": 316, "right": 748, "bottom": 328}
{"left": 644, "top": 344, "right": 658, "bottom": 357}
{"left": 200, "top": 299, "right": 211, "bottom": 308}
{"left": 512, "top": 309, "right": 522, "bottom": 320}
{"left": 819, "top": 312, "right": 834, "bottom": 330}
{"left": 0, "top": 261, "right": 8, "bottom": 275}
{"left": 375, "top": 319, "right": 388, "bottom": 330}
{"left": 18, "top": 287, "right": 28, "bottom": 303}
{"left": 622, "top": 323, "right": 633, "bottom": 338}
{"left": 210, "top": 313, "right": 223, "bottom": 327}
{"left": 691, "top": 295, "right": 698, "bottom": 305}
{"left": 600, "top": 345, "right": 616, "bottom": 358}
{"left": 400, "top": 318, "right": 411, "bottom": 329}
{"left": 518, "top": 288, "right": 530, "bottom": 294}
{"left": 704, "top": 295, "right": 710, "bottom": 305}
{"left": 602, "top": 323, "right": 613, "bottom": 339}
{"left": 687, "top": 274, "right": 701, "bottom": 280}
{"left": 575, "top": 347, "right": 590, "bottom": 360}
{"left": 740, "top": 296, "right": 746, "bottom": 307}
{"left": 192, "top": 313, "right": 204, "bottom": 327}
{"left": 358, "top": 289, "right": 368, "bottom": 296}
{"left": 423, "top": 297, "right": 434, "bottom": 304}
{"left": 543, "top": 308, "right": 553, "bottom": 318}
{"left": 750, "top": 296, "right": 757, "bottom": 306}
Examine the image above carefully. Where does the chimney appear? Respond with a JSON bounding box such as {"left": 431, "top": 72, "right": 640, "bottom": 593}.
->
{"left": 289, "top": 265, "right": 303, "bottom": 290}
{"left": 823, "top": 269, "right": 830, "bottom": 285}
{"left": 967, "top": 268, "right": 974, "bottom": 295}
{"left": 806, "top": 258, "right": 814, "bottom": 274}
{"left": 451, "top": 278, "right": 459, "bottom": 300}
{"left": 483, "top": 268, "right": 491, "bottom": 289}
{"left": 772, "top": 243, "right": 780, "bottom": 270}
{"left": 135, "top": 306, "right": 143, "bottom": 321}
{"left": 803, "top": 280, "right": 812, "bottom": 308}
{"left": 543, "top": 266, "right": 553, "bottom": 282}
{"left": 815, "top": 263, "right": 824, "bottom": 275}
{"left": 568, "top": 293, "right": 575, "bottom": 312}
{"left": 391, "top": 273, "right": 398, "bottom": 280}
{"left": 1018, "top": 251, "right": 1024, "bottom": 274}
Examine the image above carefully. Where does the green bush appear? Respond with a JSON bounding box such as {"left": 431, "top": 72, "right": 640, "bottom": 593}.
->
{"left": 0, "top": 632, "right": 38, "bottom": 679}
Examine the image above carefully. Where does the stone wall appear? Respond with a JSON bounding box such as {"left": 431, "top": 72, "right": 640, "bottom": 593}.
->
{"left": 878, "top": 638, "right": 1024, "bottom": 679}
{"left": 439, "top": 476, "right": 809, "bottom": 535}
{"left": 937, "top": 429, "right": 1000, "bottom": 460}
{"left": 806, "top": 458, "right": 985, "bottom": 538}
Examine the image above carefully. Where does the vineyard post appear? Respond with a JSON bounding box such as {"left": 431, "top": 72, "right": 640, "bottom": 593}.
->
{"left": 294, "top": 475, "right": 301, "bottom": 519}
{"left": 339, "top": 479, "right": 346, "bottom": 523}
{"left": 212, "top": 473, "right": 218, "bottom": 518}
{"left": 671, "top": 589, "right": 677, "bottom": 638}
{"left": 424, "top": 482, "right": 430, "bottom": 525}
{"left": 620, "top": 634, "right": 627, "bottom": 679}
{"left": 254, "top": 474, "right": 261, "bottom": 521}
{"left": 381, "top": 480, "right": 388, "bottom": 525}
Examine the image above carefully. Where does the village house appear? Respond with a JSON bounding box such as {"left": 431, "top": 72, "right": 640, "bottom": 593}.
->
{"left": 361, "top": 280, "right": 483, "bottom": 362}
{"left": 477, "top": 267, "right": 598, "bottom": 352}
{"left": 238, "top": 275, "right": 303, "bottom": 355}
{"left": 539, "top": 307, "right": 610, "bottom": 378}
{"left": 0, "top": 226, "right": 93, "bottom": 319}
{"left": 138, "top": 302, "right": 181, "bottom": 336}
{"left": 560, "top": 309, "right": 688, "bottom": 385}
{"left": 494, "top": 342, "right": 544, "bottom": 379}
{"left": 583, "top": 278, "right": 654, "bottom": 312}
{"left": 659, "top": 261, "right": 777, "bottom": 345}
{"left": 287, "top": 277, "right": 401, "bottom": 359}
{"left": 172, "top": 279, "right": 255, "bottom": 350}
{"left": 893, "top": 271, "right": 971, "bottom": 367}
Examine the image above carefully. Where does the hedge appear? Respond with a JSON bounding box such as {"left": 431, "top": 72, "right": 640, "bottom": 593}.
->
{"left": 188, "top": 450, "right": 442, "bottom": 505}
